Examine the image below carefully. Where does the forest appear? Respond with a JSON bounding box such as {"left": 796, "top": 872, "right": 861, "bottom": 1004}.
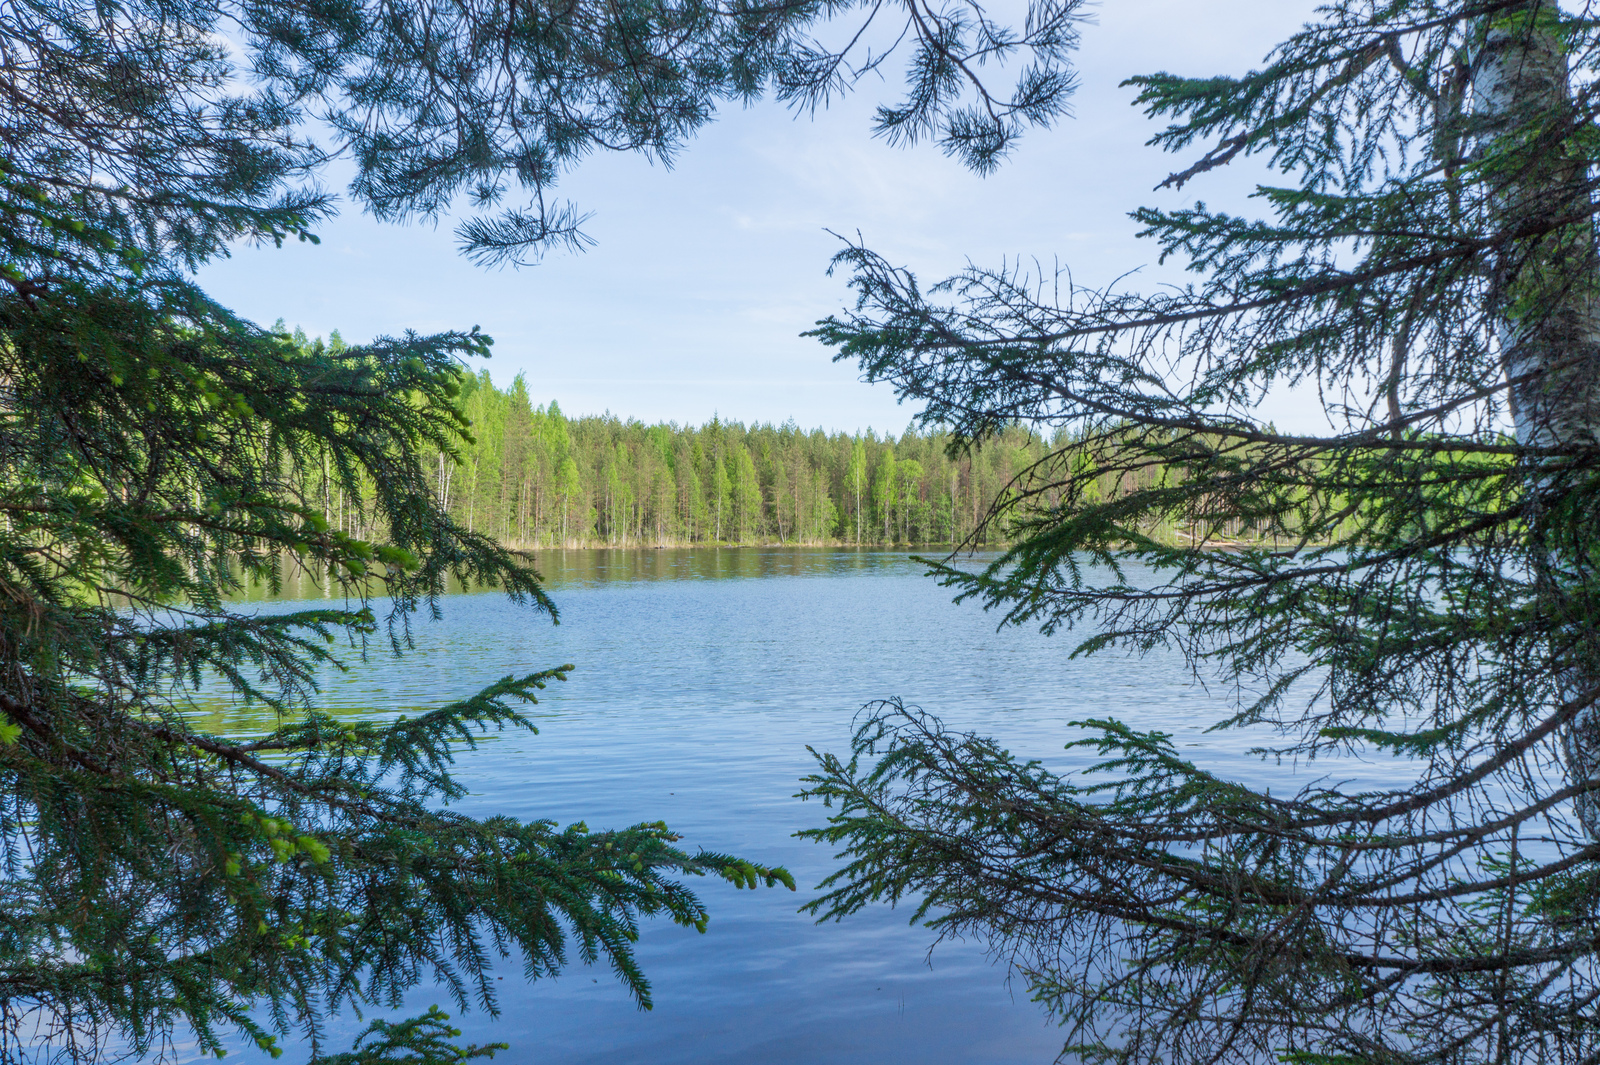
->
{"left": 451, "top": 372, "right": 1044, "bottom": 547}
{"left": 296, "top": 329, "right": 1054, "bottom": 548}
{"left": 297, "top": 328, "right": 1385, "bottom": 552}
{"left": 292, "top": 325, "right": 1495, "bottom": 562}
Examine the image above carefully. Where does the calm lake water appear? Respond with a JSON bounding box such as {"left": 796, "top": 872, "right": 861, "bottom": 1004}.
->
{"left": 202, "top": 548, "right": 1332, "bottom": 1065}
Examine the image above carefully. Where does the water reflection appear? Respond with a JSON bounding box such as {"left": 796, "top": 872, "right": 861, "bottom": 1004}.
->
{"left": 228, "top": 546, "right": 974, "bottom": 603}
{"left": 197, "top": 548, "right": 1285, "bottom": 1065}
{"left": 533, "top": 545, "right": 949, "bottom": 587}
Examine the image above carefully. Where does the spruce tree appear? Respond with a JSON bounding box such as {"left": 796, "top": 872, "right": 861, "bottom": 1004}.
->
{"left": 0, "top": 0, "right": 1082, "bottom": 1059}
{"left": 803, "top": 2, "right": 1600, "bottom": 1062}
{"left": 0, "top": 185, "right": 813, "bottom": 1065}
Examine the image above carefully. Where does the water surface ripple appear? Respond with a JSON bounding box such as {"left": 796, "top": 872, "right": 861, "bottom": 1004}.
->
{"left": 210, "top": 548, "right": 1340, "bottom": 1065}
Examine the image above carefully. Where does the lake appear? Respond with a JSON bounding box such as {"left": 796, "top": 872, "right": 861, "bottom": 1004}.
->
{"left": 206, "top": 547, "right": 1315, "bottom": 1065}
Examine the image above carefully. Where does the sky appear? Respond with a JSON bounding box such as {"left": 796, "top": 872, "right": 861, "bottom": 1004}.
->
{"left": 196, "top": 0, "right": 1321, "bottom": 436}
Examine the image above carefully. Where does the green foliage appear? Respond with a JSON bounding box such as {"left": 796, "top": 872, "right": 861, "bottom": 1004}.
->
{"left": 0, "top": 0, "right": 1084, "bottom": 275}
{"left": 802, "top": 2, "right": 1600, "bottom": 1063}
{"left": 358, "top": 370, "right": 1055, "bottom": 547}
{"left": 0, "top": 269, "right": 801, "bottom": 1062}
{"left": 0, "top": 0, "right": 1125, "bottom": 1055}
{"left": 312, "top": 1007, "right": 504, "bottom": 1065}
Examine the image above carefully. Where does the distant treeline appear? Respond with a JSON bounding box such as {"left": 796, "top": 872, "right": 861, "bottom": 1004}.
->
{"left": 283, "top": 330, "right": 1320, "bottom": 551}
{"left": 283, "top": 329, "right": 1477, "bottom": 555}
{"left": 407, "top": 370, "right": 1051, "bottom": 548}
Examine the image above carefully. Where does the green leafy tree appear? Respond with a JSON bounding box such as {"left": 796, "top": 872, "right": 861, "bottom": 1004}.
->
{"left": 803, "top": 2, "right": 1600, "bottom": 1063}
{"left": 770, "top": 450, "right": 790, "bottom": 541}
{"left": 0, "top": 0, "right": 1089, "bottom": 1056}
{"left": 682, "top": 441, "right": 708, "bottom": 541}
{"left": 711, "top": 441, "right": 732, "bottom": 542}
{"left": 872, "top": 446, "right": 898, "bottom": 543}
{"left": 457, "top": 372, "right": 503, "bottom": 535}
{"left": 555, "top": 455, "right": 583, "bottom": 544}
{"left": 895, "top": 458, "right": 925, "bottom": 542}
{"left": 848, "top": 436, "right": 869, "bottom": 544}
{"left": 809, "top": 467, "right": 840, "bottom": 543}
{"left": 730, "top": 445, "right": 763, "bottom": 543}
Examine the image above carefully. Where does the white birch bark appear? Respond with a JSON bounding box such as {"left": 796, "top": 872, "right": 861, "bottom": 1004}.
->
{"left": 1474, "top": 1, "right": 1600, "bottom": 839}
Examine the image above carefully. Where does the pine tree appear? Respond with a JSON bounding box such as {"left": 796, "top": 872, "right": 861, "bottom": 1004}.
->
{"left": 803, "top": 3, "right": 1600, "bottom": 1062}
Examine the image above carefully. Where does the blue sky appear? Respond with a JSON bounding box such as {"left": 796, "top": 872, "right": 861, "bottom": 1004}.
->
{"left": 197, "top": 0, "right": 1318, "bottom": 435}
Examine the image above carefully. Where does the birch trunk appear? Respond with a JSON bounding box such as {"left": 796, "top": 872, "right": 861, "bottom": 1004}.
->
{"left": 1474, "top": 1, "right": 1600, "bottom": 839}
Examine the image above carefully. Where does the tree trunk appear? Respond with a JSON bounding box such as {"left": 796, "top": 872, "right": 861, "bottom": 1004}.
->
{"left": 1475, "top": 1, "right": 1600, "bottom": 838}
